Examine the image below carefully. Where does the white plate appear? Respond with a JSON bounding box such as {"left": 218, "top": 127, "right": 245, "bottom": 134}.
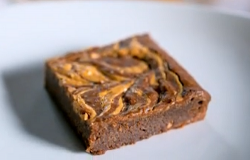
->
{"left": 0, "top": 1, "right": 250, "bottom": 160}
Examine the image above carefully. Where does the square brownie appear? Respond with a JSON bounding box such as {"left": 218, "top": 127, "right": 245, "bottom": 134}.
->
{"left": 45, "top": 34, "right": 211, "bottom": 155}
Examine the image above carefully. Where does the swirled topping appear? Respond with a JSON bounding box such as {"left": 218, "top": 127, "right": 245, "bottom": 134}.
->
{"left": 49, "top": 35, "right": 184, "bottom": 121}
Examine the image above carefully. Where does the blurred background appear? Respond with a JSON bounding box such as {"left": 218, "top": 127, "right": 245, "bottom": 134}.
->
{"left": 0, "top": 0, "right": 250, "bottom": 12}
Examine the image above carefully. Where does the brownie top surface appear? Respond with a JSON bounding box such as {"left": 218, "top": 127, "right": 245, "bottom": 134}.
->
{"left": 47, "top": 34, "right": 209, "bottom": 122}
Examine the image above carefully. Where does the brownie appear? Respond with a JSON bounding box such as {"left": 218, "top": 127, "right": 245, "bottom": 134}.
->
{"left": 45, "top": 34, "right": 211, "bottom": 155}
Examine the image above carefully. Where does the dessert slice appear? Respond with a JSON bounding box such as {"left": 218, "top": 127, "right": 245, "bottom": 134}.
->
{"left": 45, "top": 34, "right": 211, "bottom": 155}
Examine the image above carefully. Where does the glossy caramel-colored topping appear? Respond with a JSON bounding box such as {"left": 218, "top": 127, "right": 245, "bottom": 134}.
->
{"left": 72, "top": 88, "right": 97, "bottom": 120}
{"left": 48, "top": 37, "right": 184, "bottom": 121}
{"left": 112, "top": 97, "right": 124, "bottom": 115}
{"left": 98, "top": 81, "right": 134, "bottom": 116}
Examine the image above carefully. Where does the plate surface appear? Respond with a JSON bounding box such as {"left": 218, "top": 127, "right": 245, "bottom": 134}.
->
{"left": 0, "top": 1, "right": 250, "bottom": 160}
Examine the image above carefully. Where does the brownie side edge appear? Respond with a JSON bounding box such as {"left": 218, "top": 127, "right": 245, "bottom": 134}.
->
{"left": 44, "top": 62, "right": 92, "bottom": 152}
{"left": 86, "top": 94, "right": 207, "bottom": 154}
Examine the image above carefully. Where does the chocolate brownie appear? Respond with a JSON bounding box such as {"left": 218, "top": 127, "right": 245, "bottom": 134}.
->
{"left": 45, "top": 34, "right": 211, "bottom": 155}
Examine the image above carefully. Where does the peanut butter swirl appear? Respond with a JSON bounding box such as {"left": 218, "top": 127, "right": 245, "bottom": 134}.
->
{"left": 49, "top": 36, "right": 184, "bottom": 121}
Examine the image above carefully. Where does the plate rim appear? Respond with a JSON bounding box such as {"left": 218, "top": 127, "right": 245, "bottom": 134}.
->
{"left": 0, "top": 1, "right": 250, "bottom": 20}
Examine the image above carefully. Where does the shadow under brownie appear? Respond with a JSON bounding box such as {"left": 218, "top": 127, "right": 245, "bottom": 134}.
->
{"left": 45, "top": 34, "right": 211, "bottom": 155}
